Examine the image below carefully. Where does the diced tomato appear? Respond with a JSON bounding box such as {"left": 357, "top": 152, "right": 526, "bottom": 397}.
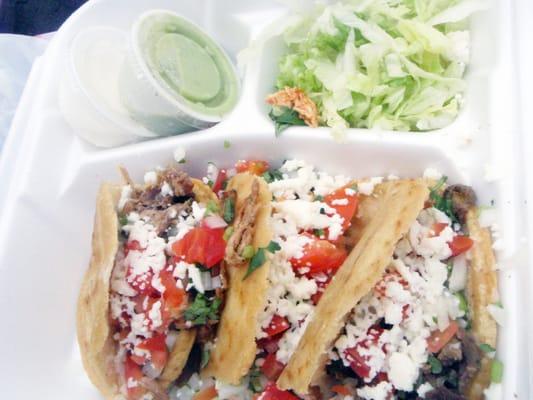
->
{"left": 324, "top": 186, "right": 359, "bottom": 232}
{"left": 136, "top": 332, "right": 168, "bottom": 372}
{"left": 427, "top": 320, "right": 459, "bottom": 353}
{"left": 235, "top": 160, "right": 270, "bottom": 175}
{"left": 172, "top": 226, "right": 226, "bottom": 268}
{"left": 124, "top": 356, "right": 146, "bottom": 400}
{"left": 212, "top": 169, "right": 227, "bottom": 193}
{"left": 159, "top": 269, "right": 185, "bottom": 313}
{"left": 374, "top": 271, "right": 408, "bottom": 298}
{"left": 193, "top": 386, "right": 218, "bottom": 400}
{"left": 134, "top": 294, "right": 157, "bottom": 314}
{"left": 310, "top": 273, "right": 333, "bottom": 305}
{"left": 258, "top": 382, "right": 299, "bottom": 400}
{"left": 345, "top": 327, "right": 384, "bottom": 379}
{"left": 431, "top": 222, "right": 448, "bottom": 236}
{"left": 125, "top": 240, "right": 144, "bottom": 252}
{"left": 373, "top": 372, "right": 389, "bottom": 384}
{"left": 261, "top": 353, "right": 286, "bottom": 381}
{"left": 263, "top": 315, "right": 290, "bottom": 338}
{"left": 331, "top": 385, "right": 351, "bottom": 396}
{"left": 257, "top": 335, "right": 281, "bottom": 354}
{"left": 290, "top": 235, "right": 347, "bottom": 276}
{"left": 449, "top": 235, "right": 474, "bottom": 257}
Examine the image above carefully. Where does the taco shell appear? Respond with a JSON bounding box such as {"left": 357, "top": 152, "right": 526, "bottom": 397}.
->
{"left": 204, "top": 173, "right": 273, "bottom": 384}
{"left": 77, "top": 183, "right": 122, "bottom": 399}
{"left": 466, "top": 209, "right": 499, "bottom": 399}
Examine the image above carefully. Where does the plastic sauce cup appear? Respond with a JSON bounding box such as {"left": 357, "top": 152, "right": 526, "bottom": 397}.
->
{"left": 119, "top": 10, "right": 241, "bottom": 136}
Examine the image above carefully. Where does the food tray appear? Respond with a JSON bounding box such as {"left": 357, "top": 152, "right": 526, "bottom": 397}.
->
{"left": 0, "top": 0, "right": 530, "bottom": 398}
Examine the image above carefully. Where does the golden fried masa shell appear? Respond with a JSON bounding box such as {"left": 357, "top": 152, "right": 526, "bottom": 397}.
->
{"left": 466, "top": 209, "right": 499, "bottom": 400}
{"left": 77, "top": 179, "right": 218, "bottom": 397}
{"left": 159, "top": 330, "right": 197, "bottom": 388}
{"left": 204, "top": 173, "right": 273, "bottom": 384}
{"left": 77, "top": 183, "right": 122, "bottom": 399}
{"left": 192, "top": 178, "right": 219, "bottom": 204}
{"left": 277, "top": 180, "right": 429, "bottom": 395}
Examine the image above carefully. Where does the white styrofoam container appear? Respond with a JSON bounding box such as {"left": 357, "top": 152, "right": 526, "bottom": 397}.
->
{"left": 0, "top": 0, "right": 530, "bottom": 399}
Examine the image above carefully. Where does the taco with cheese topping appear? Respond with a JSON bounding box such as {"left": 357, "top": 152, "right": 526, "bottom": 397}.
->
{"left": 276, "top": 176, "right": 499, "bottom": 400}
{"left": 77, "top": 165, "right": 234, "bottom": 400}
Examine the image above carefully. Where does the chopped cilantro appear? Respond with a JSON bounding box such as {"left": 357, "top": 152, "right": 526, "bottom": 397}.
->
{"left": 178, "top": 158, "right": 186, "bottom": 164}
{"left": 428, "top": 355, "right": 443, "bottom": 374}
{"left": 455, "top": 291, "right": 468, "bottom": 313}
{"left": 494, "top": 300, "right": 503, "bottom": 308}
{"left": 314, "top": 195, "right": 324, "bottom": 202}
{"left": 244, "top": 248, "right": 266, "bottom": 279}
{"left": 242, "top": 245, "right": 255, "bottom": 259}
{"left": 429, "top": 176, "right": 457, "bottom": 223}
{"left": 223, "top": 140, "right": 231, "bottom": 149}
{"left": 244, "top": 241, "right": 281, "bottom": 279}
{"left": 262, "top": 169, "right": 284, "bottom": 183}
{"left": 206, "top": 200, "right": 219, "bottom": 215}
{"left": 266, "top": 241, "right": 281, "bottom": 253}
{"left": 223, "top": 226, "right": 234, "bottom": 241}
{"left": 184, "top": 294, "right": 221, "bottom": 326}
{"left": 200, "top": 348, "right": 210, "bottom": 369}
{"left": 479, "top": 343, "right": 496, "bottom": 354}
{"left": 490, "top": 359, "right": 503, "bottom": 383}
{"left": 247, "top": 366, "right": 263, "bottom": 393}
{"left": 118, "top": 214, "right": 128, "bottom": 226}
{"left": 269, "top": 107, "right": 306, "bottom": 136}
{"left": 314, "top": 228, "right": 325, "bottom": 237}
{"left": 223, "top": 197, "right": 235, "bottom": 223}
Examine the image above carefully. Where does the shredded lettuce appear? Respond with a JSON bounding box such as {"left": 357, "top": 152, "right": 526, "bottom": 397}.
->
{"left": 272, "top": 0, "right": 487, "bottom": 132}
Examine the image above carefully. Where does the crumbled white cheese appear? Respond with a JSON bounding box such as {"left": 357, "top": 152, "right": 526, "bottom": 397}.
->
{"left": 160, "top": 181, "right": 174, "bottom": 197}
{"left": 151, "top": 274, "right": 165, "bottom": 294}
{"left": 417, "top": 382, "right": 434, "bottom": 398}
{"left": 118, "top": 185, "right": 132, "bottom": 211}
{"left": 388, "top": 352, "right": 418, "bottom": 391}
{"left": 143, "top": 171, "right": 158, "bottom": 185}
{"left": 173, "top": 146, "right": 186, "bottom": 163}
{"left": 206, "top": 162, "right": 219, "bottom": 183}
{"left": 273, "top": 200, "right": 344, "bottom": 240}
{"left": 186, "top": 264, "right": 205, "bottom": 294}
{"left": 268, "top": 160, "right": 350, "bottom": 200}
{"left": 358, "top": 177, "right": 383, "bottom": 196}
{"left": 423, "top": 168, "right": 442, "bottom": 181}
{"left": 356, "top": 381, "right": 392, "bottom": 400}
{"left": 331, "top": 198, "right": 349, "bottom": 206}
{"left": 125, "top": 219, "right": 167, "bottom": 280}
{"left": 127, "top": 377, "right": 139, "bottom": 388}
{"left": 148, "top": 300, "right": 163, "bottom": 329}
